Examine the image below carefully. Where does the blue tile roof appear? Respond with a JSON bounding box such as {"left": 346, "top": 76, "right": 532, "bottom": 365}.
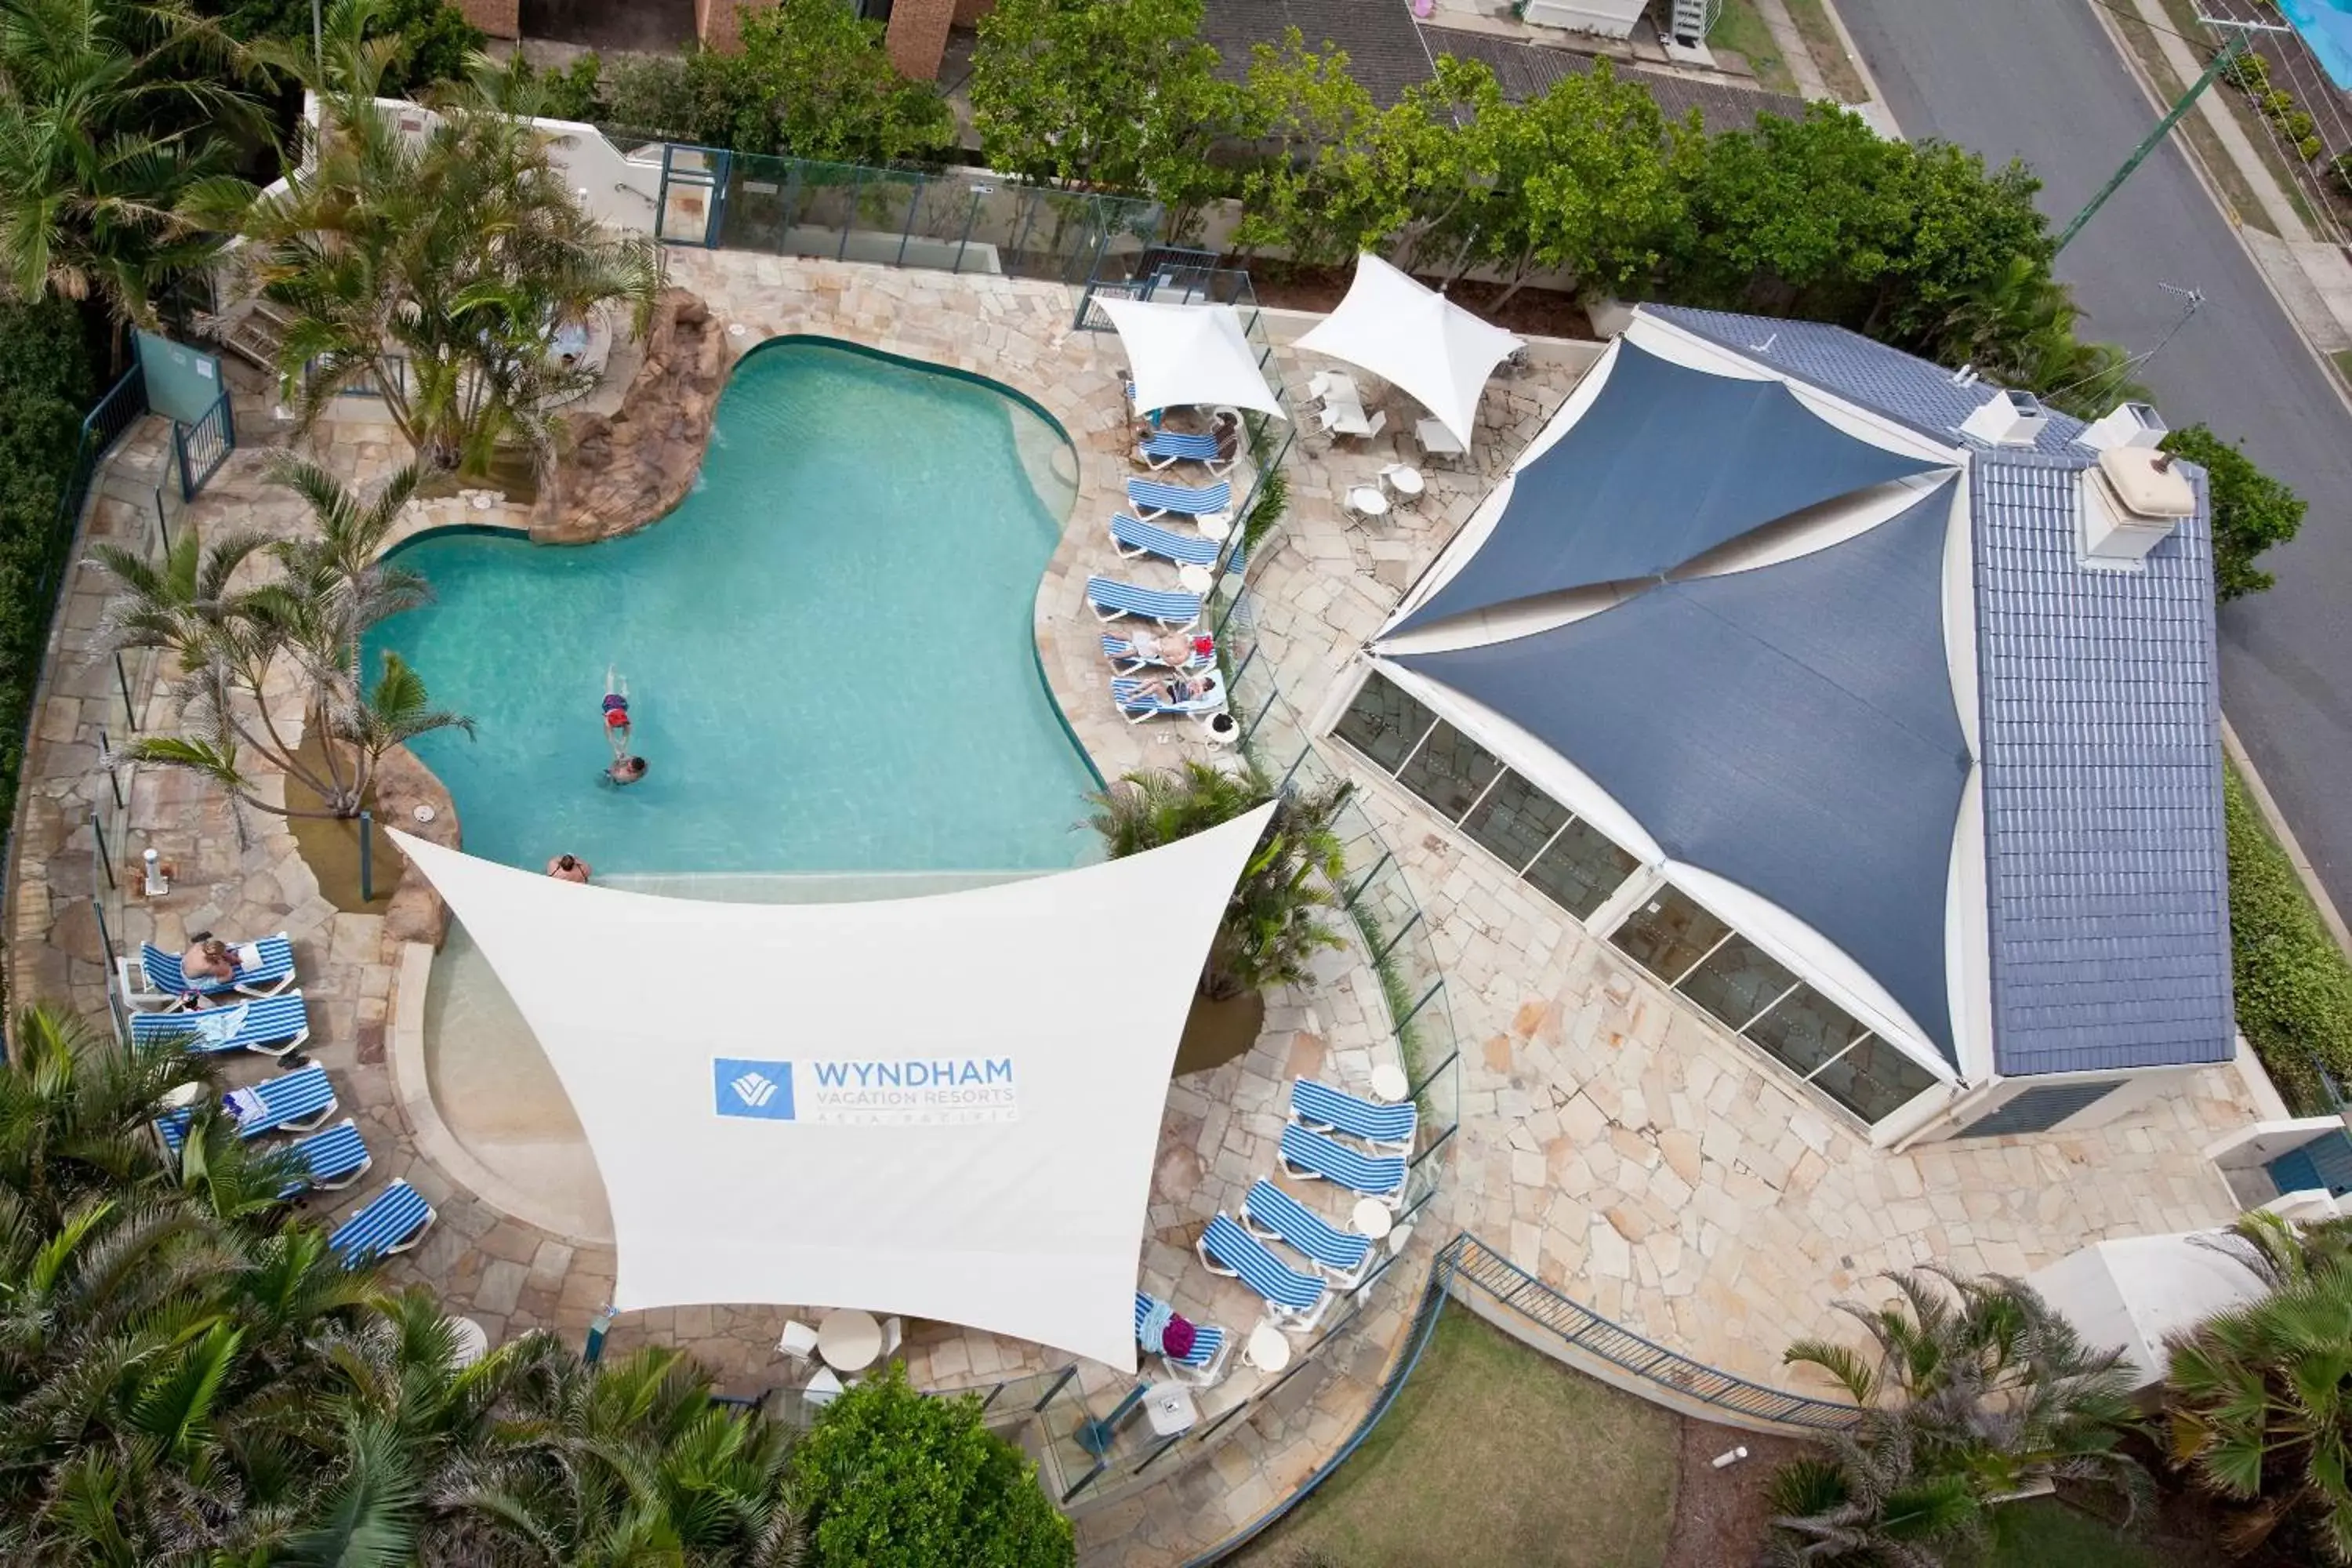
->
{"left": 1969, "top": 452, "right": 2234, "bottom": 1076}
{"left": 1639, "top": 304, "right": 2091, "bottom": 455}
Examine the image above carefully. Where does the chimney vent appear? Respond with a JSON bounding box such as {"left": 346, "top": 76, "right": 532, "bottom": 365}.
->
{"left": 2081, "top": 446, "right": 2196, "bottom": 566}
{"left": 2075, "top": 400, "right": 2169, "bottom": 453}
{"left": 1959, "top": 387, "right": 2048, "bottom": 447}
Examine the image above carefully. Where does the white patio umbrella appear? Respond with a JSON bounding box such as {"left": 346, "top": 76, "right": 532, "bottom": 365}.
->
{"left": 1296, "top": 253, "right": 1526, "bottom": 447}
{"left": 1098, "top": 297, "right": 1287, "bottom": 421}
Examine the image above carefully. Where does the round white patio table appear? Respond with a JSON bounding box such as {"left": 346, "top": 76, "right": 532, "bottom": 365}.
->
{"left": 1195, "top": 510, "right": 1233, "bottom": 542}
{"left": 1178, "top": 563, "right": 1217, "bottom": 593}
{"left": 448, "top": 1316, "right": 490, "bottom": 1368}
{"left": 1244, "top": 1322, "right": 1292, "bottom": 1374}
{"left": 1352, "top": 1199, "right": 1394, "bottom": 1241}
{"left": 1381, "top": 464, "right": 1425, "bottom": 501}
{"left": 1369, "top": 1062, "right": 1410, "bottom": 1102}
{"left": 1346, "top": 486, "right": 1389, "bottom": 522}
{"left": 818, "top": 1308, "right": 883, "bottom": 1373}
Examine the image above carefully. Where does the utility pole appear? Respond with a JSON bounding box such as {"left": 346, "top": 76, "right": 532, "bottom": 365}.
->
{"left": 2055, "top": 13, "right": 2295, "bottom": 253}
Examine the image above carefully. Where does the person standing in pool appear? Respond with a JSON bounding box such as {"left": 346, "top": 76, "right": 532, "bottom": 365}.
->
{"left": 608, "top": 755, "right": 648, "bottom": 785}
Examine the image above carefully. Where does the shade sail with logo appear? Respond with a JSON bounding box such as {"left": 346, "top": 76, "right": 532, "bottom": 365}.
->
{"left": 390, "top": 805, "right": 1275, "bottom": 1372}
{"left": 1294, "top": 253, "right": 1526, "bottom": 448}
{"left": 1098, "top": 297, "right": 1286, "bottom": 419}
{"left": 1391, "top": 342, "right": 1944, "bottom": 636}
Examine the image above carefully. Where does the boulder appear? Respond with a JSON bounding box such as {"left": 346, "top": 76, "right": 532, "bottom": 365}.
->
{"left": 529, "top": 289, "right": 729, "bottom": 545}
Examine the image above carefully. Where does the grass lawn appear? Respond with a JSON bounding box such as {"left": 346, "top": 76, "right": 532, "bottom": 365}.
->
{"left": 1711, "top": 0, "right": 1799, "bottom": 97}
{"left": 1780, "top": 0, "right": 1870, "bottom": 103}
{"left": 2332, "top": 347, "right": 2352, "bottom": 392}
{"left": 1981, "top": 1497, "right": 2161, "bottom": 1567}
{"left": 1235, "top": 1305, "right": 1679, "bottom": 1568}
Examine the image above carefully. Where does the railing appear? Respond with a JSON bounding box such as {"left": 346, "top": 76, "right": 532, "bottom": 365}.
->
{"left": 173, "top": 388, "right": 235, "bottom": 500}
{"left": 1075, "top": 244, "right": 1264, "bottom": 333}
{"left": 38, "top": 364, "right": 149, "bottom": 608}
{"left": 1443, "top": 1234, "right": 1864, "bottom": 1432}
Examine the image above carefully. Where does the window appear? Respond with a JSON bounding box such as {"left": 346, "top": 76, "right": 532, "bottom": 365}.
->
{"left": 1523, "top": 817, "right": 1640, "bottom": 920}
{"left": 1609, "top": 886, "right": 1733, "bottom": 985}
{"left": 1334, "top": 674, "right": 1436, "bottom": 773}
{"left": 1395, "top": 720, "right": 1503, "bottom": 821}
{"left": 1606, "top": 884, "right": 1938, "bottom": 1125}
{"left": 1954, "top": 1081, "right": 2122, "bottom": 1139}
{"left": 1461, "top": 771, "right": 1570, "bottom": 873}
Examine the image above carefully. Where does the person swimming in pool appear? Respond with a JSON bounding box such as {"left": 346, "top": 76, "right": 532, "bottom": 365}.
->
{"left": 608, "top": 755, "right": 648, "bottom": 785}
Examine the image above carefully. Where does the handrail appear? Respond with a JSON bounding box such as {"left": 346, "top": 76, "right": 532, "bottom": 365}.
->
{"left": 1442, "top": 1233, "right": 1864, "bottom": 1432}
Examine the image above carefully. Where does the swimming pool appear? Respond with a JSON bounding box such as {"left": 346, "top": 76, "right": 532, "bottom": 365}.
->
{"left": 365, "top": 338, "right": 1099, "bottom": 876}
{"left": 2279, "top": 0, "right": 2352, "bottom": 90}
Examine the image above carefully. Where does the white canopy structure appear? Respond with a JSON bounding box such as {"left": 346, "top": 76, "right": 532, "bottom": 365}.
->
{"left": 1295, "top": 253, "right": 1526, "bottom": 446}
{"left": 390, "top": 805, "right": 1276, "bottom": 1373}
{"left": 1098, "top": 296, "right": 1286, "bottom": 420}
{"left": 2027, "top": 1232, "right": 2270, "bottom": 1388}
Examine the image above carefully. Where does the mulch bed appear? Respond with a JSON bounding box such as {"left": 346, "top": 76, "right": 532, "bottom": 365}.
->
{"left": 1661, "top": 1417, "right": 1822, "bottom": 1568}
{"left": 1239, "top": 260, "right": 1597, "bottom": 340}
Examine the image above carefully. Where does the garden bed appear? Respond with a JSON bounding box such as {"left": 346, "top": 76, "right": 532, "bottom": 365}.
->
{"left": 1240, "top": 263, "right": 1597, "bottom": 341}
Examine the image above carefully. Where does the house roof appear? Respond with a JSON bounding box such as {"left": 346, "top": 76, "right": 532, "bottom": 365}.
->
{"left": 1196, "top": 0, "right": 1807, "bottom": 129}
{"left": 1392, "top": 340, "right": 1944, "bottom": 634}
{"left": 1969, "top": 453, "right": 2234, "bottom": 1076}
{"left": 1393, "top": 481, "right": 1970, "bottom": 1061}
{"left": 1641, "top": 304, "right": 2093, "bottom": 456}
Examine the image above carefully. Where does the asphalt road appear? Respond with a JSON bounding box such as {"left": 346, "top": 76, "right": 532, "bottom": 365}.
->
{"left": 1835, "top": 0, "right": 2352, "bottom": 917}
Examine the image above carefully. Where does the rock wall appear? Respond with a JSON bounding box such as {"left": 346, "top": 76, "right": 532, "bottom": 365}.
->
{"left": 374, "top": 744, "right": 459, "bottom": 949}
{"left": 529, "top": 290, "right": 729, "bottom": 546}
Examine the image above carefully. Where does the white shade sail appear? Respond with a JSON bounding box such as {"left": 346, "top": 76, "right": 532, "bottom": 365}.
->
{"left": 1099, "top": 297, "right": 1286, "bottom": 419}
{"left": 390, "top": 804, "right": 1276, "bottom": 1373}
{"left": 1296, "top": 253, "right": 1526, "bottom": 446}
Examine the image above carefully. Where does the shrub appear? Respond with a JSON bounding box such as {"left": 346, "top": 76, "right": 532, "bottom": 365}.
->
{"left": 2334, "top": 151, "right": 2352, "bottom": 194}
{"left": 2302, "top": 134, "right": 2326, "bottom": 161}
{"left": 2225, "top": 50, "right": 2270, "bottom": 93}
{"left": 793, "top": 1363, "right": 1073, "bottom": 1568}
{"left": 2225, "top": 766, "right": 2352, "bottom": 1109}
{"left": 2264, "top": 88, "right": 2298, "bottom": 118}
{"left": 0, "top": 298, "right": 98, "bottom": 870}
{"left": 2161, "top": 423, "right": 2304, "bottom": 601}
{"left": 2285, "top": 109, "right": 2318, "bottom": 143}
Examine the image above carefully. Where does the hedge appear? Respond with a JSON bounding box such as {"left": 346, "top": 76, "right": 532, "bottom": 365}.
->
{"left": 2226, "top": 764, "right": 2352, "bottom": 1110}
{"left": 0, "top": 299, "right": 99, "bottom": 880}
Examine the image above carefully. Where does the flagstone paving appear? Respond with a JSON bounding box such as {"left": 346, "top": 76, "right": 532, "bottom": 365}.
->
{"left": 1, "top": 251, "right": 2272, "bottom": 1564}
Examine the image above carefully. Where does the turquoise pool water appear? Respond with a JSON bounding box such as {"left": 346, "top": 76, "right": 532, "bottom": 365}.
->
{"left": 2281, "top": 0, "right": 2352, "bottom": 89}
{"left": 364, "top": 339, "right": 1098, "bottom": 876}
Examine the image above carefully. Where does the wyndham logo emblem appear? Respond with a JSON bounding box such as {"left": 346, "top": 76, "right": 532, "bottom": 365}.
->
{"left": 712, "top": 1058, "right": 795, "bottom": 1121}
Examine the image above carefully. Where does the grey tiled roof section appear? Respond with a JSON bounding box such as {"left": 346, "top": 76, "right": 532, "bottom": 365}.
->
{"left": 1970, "top": 452, "right": 2234, "bottom": 1076}
{"left": 1421, "top": 27, "right": 1809, "bottom": 132}
{"left": 1200, "top": 0, "right": 1434, "bottom": 105}
{"left": 1640, "top": 304, "right": 2092, "bottom": 455}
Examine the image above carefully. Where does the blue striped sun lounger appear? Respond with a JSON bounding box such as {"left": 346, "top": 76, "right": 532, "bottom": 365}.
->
{"left": 278, "top": 1118, "right": 372, "bottom": 1198}
{"left": 328, "top": 1179, "right": 436, "bottom": 1269}
{"left": 1279, "top": 1123, "right": 1406, "bottom": 1205}
{"left": 1111, "top": 674, "right": 1224, "bottom": 723}
{"left": 1126, "top": 476, "right": 1232, "bottom": 521}
{"left": 1086, "top": 575, "right": 1201, "bottom": 630}
{"left": 154, "top": 1063, "right": 339, "bottom": 1156}
{"left": 1134, "top": 1291, "right": 1229, "bottom": 1382}
{"left": 1109, "top": 512, "right": 1221, "bottom": 568}
{"left": 1291, "top": 1076, "right": 1419, "bottom": 1154}
{"left": 1240, "top": 1178, "right": 1376, "bottom": 1287}
{"left": 131, "top": 935, "right": 297, "bottom": 1008}
{"left": 130, "top": 992, "right": 310, "bottom": 1058}
{"left": 1137, "top": 428, "right": 1221, "bottom": 466}
{"left": 1199, "top": 1213, "right": 1328, "bottom": 1327}
{"left": 1100, "top": 632, "right": 1212, "bottom": 675}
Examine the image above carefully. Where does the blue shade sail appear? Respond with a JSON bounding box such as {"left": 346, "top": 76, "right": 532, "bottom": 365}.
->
{"left": 1394, "top": 480, "right": 1969, "bottom": 1060}
{"left": 1394, "top": 342, "right": 1944, "bottom": 635}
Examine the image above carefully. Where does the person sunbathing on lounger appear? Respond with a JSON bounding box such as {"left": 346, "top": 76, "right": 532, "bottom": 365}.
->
{"left": 181, "top": 935, "right": 238, "bottom": 985}
{"left": 1131, "top": 675, "right": 1214, "bottom": 704}
{"left": 1127, "top": 629, "right": 1206, "bottom": 666}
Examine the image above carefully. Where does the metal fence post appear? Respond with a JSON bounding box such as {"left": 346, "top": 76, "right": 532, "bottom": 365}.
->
{"left": 358, "top": 810, "right": 374, "bottom": 902}
{"left": 837, "top": 169, "right": 865, "bottom": 262}
{"left": 954, "top": 187, "right": 985, "bottom": 274}
{"left": 895, "top": 176, "right": 920, "bottom": 268}
{"left": 151, "top": 485, "right": 171, "bottom": 552}
{"left": 97, "top": 731, "right": 125, "bottom": 811}
{"left": 89, "top": 808, "right": 115, "bottom": 890}
{"left": 114, "top": 653, "right": 136, "bottom": 732}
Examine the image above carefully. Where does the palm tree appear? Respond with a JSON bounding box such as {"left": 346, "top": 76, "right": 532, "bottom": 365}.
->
{"left": 0, "top": 0, "right": 257, "bottom": 329}
{"left": 93, "top": 460, "right": 470, "bottom": 820}
{"left": 236, "top": 0, "right": 660, "bottom": 477}
{"left": 2166, "top": 1256, "right": 2352, "bottom": 1562}
{"left": 1084, "top": 760, "right": 1350, "bottom": 1002}
{"left": 1763, "top": 1412, "right": 1981, "bottom": 1567}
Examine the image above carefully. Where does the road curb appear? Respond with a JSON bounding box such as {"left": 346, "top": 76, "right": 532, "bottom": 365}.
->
{"left": 2223, "top": 715, "right": 2352, "bottom": 957}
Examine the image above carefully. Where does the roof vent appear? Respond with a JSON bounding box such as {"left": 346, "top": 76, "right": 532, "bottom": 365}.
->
{"left": 1959, "top": 387, "right": 2048, "bottom": 447}
{"left": 2082, "top": 448, "right": 2196, "bottom": 565}
{"left": 2076, "top": 400, "right": 2168, "bottom": 453}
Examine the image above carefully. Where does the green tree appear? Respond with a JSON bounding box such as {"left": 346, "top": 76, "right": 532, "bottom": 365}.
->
{"left": 1763, "top": 1415, "right": 1981, "bottom": 1566}
{"left": 729, "top": 0, "right": 954, "bottom": 164}
{"left": 2223, "top": 765, "right": 2352, "bottom": 1110}
{"left": 196, "top": 0, "right": 484, "bottom": 93}
{"left": 0, "top": 0, "right": 258, "bottom": 327}
{"left": 238, "top": 1, "right": 659, "bottom": 474}
{"left": 1230, "top": 31, "right": 1390, "bottom": 268}
{"left": 2167, "top": 1256, "right": 2352, "bottom": 1562}
{"left": 2161, "top": 423, "right": 2304, "bottom": 601}
{"left": 794, "top": 1363, "right": 1071, "bottom": 1568}
{"left": 971, "top": 0, "right": 1234, "bottom": 202}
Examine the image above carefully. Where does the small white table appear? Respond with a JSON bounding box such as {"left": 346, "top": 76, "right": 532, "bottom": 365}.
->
{"left": 1352, "top": 1199, "right": 1395, "bottom": 1241}
{"left": 1178, "top": 563, "right": 1217, "bottom": 593}
{"left": 818, "top": 1308, "right": 883, "bottom": 1373}
{"left": 1195, "top": 511, "right": 1233, "bottom": 542}
{"left": 1346, "top": 486, "right": 1390, "bottom": 522}
{"left": 1381, "top": 464, "right": 1425, "bottom": 501}
{"left": 448, "top": 1316, "right": 491, "bottom": 1368}
{"left": 1144, "top": 1382, "right": 1200, "bottom": 1436}
{"left": 1415, "top": 418, "right": 1466, "bottom": 459}
{"left": 1199, "top": 710, "right": 1240, "bottom": 746}
{"left": 1370, "top": 1062, "right": 1410, "bottom": 1102}
{"left": 1244, "top": 1321, "right": 1292, "bottom": 1373}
